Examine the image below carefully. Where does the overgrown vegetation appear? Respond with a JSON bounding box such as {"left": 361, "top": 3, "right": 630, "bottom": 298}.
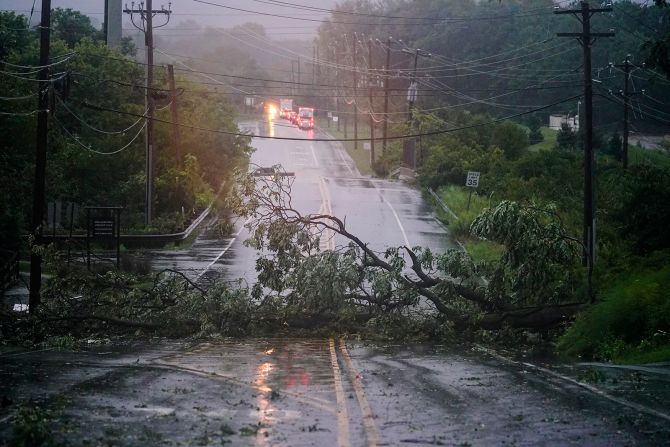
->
{"left": 559, "top": 261, "right": 670, "bottom": 363}
{"left": 0, "top": 9, "right": 252, "bottom": 251}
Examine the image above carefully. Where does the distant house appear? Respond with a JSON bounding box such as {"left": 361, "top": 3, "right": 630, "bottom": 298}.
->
{"left": 549, "top": 114, "right": 579, "bottom": 131}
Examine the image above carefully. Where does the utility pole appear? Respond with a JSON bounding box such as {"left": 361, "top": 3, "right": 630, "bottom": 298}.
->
{"left": 297, "top": 58, "right": 301, "bottom": 94}
{"left": 341, "top": 38, "right": 347, "bottom": 138}
{"left": 556, "top": 1, "right": 613, "bottom": 299}
{"left": 166, "top": 64, "right": 181, "bottom": 168}
{"left": 316, "top": 45, "right": 321, "bottom": 87}
{"left": 403, "top": 48, "right": 432, "bottom": 122}
{"left": 353, "top": 34, "right": 359, "bottom": 150}
{"left": 334, "top": 42, "right": 341, "bottom": 132}
{"left": 614, "top": 55, "right": 644, "bottom": 170}
{"left": 368, "top": 38, "right": 375, "bottom": 164}
{"left": 290, "top": 60, "right": 296, "bottom": 97}
{"left": 124, "top": 1, "right": 171, "bottom": 227}
{"left": 327, "top": 44, "right": 333, "bottom": 129}
{"left": 29, "top": 0, "right": 52, "bottom": 311}
{"left": 382, "top": 37, "right": 392, "bottom": 155}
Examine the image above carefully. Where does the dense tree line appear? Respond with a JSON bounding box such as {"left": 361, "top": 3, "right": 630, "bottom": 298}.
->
{"left": 0, "top": 10, "right": 252, "bottom": 251}
{"left": 314, "top": 0, "right": 670, "bottom": 134}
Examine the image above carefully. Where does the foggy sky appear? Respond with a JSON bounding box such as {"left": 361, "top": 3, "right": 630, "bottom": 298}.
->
{"left": 0, "top": 0, "right": 338, "bottom": 38}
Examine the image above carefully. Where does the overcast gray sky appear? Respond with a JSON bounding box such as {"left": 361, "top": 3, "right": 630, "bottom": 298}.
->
{"left": 0, "top": 0, "right": 338, "bottom": 38}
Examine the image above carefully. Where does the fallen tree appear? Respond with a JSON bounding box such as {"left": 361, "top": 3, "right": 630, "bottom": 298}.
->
{"left": 238, "top": 169, "right": 587, "bottom": 330}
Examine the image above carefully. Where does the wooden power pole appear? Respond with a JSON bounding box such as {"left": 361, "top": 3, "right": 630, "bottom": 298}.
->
{"left": 382, "top": 37, "right": 392, "bottom": 155}
{"left": 556, "top": 1, "right": 613, "bottom": 298}
{"left": 368, "top": 38, "right": 375, "bottom": 165}
{"left": 166, "top": 64, "right": 182, "bottom": 168}
{"left": 124, "top": 0, "right": 171, "bottom": 226}
{"left": 614, "top": 55, "right": 644, "bottom": 170}
{"left": 29, "top": 0, "right": 52, "bottom": 311}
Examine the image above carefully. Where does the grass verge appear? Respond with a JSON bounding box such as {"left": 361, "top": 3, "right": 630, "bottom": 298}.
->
{"left": 317, "top": 118, "right": 374, "bottom": 176}
{"left": 630, "top": 144, "right": 670, "bottom": 169}
{"left": 434, "top": 185, "right": 502, "bottom": 263}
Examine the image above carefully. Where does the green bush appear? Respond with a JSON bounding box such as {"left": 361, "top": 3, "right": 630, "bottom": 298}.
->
{"left": 558, "top": 264, "right": 670, "bottom": 362}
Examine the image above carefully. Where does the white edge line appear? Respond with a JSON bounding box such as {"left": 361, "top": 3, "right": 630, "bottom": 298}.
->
{"left": 478, "top": 346, "right": 670, "bottom": 424}
{"left": 195, "top": 217, "right": 251, "bottom": 280}
{"left": 310, "top": 144, "right": 320, "bottom": 168}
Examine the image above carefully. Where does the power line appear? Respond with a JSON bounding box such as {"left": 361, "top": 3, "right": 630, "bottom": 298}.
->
{"left": 193, "top": 0, "right": 561, "bottom": 26}
{"left": 57, "top": 97, "right": 147, "bottom": 135}
{"left": 55, "top": 116, "right": 147, "bottom": 155}
{"left": 68, "top": 94, "right": 582, "bottom": 142}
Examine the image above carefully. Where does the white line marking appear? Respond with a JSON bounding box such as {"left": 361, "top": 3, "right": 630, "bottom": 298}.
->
{"left": 380, "top": 190, "right": 411, "bottom": 248}
{"left": 195, "top": 217, "right": 250, "bottom": 280}
{"left": 310, "top": 144, "right": 320, "bottom": 168}
{"left": 478, "top": 347, "right": 670, "bottom": 424}
{"left": 336, "top": 147, "right": 356, "bottom": 177}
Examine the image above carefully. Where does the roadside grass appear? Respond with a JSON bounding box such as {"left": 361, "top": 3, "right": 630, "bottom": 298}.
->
{"left": 614, "top": 345, "right": 670, "bottom": 365}
{"left": 464, "top": 239, "right": 504, "bottom": 264}
{"left": 317, "top": 118, "right": 374, "bottom": 176}
{"left": 629, "top": 144, "right": 670, "bottom": 169}
{"left": 528, "top": 127, "right": 558, "bottom": 152}
{"left": 558, "top": 264, "right": 670, "bottom": 363}
{"left": 435, "top": 185, "right": 502, "bottom": 263}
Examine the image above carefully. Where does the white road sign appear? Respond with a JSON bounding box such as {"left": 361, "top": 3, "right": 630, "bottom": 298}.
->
{"left": 465, "top": 171, "right": 480, "bottom": 188}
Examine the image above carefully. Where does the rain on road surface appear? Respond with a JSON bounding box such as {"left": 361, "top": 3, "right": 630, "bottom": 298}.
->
{"left": 4, "top": 120, "right": 667, "bottom": 446}
{"left": 148, "top": 117, "right": 454, "bottom": 285}
{"left": 1, "top": 339, "right": 668, "bottom": 445}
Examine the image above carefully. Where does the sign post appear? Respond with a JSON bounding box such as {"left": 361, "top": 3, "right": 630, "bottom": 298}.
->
{"left": 465, "top": 171, "right": 480, "bottom": 211}
{"left": 86, "top": 206, "right": 122, "bottom": 270}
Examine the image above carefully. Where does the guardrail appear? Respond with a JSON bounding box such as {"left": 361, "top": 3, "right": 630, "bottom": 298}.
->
{"left": 0, "top": 249, "right": 19, "bottom": 294}
{"left": 43, "top": 182, "right": 226, "bottom": 249}
{"left": 43, "top": 202, "right": 214, "bottom": 249}
{"left": 428, "top": 188, "right": 459, "bottom": 221}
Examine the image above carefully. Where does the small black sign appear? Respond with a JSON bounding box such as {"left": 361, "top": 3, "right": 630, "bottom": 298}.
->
{"left": 92, "top": 219, "right": 115, "bottom": 238}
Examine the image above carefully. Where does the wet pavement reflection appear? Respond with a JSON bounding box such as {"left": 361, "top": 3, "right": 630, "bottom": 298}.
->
{"left": 1, "top": 339, "right": 669, "bottom": 445}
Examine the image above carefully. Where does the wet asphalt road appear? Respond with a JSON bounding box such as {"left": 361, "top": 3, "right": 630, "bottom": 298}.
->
{"left": 4, "top": 121, "right": 669, "bottom": 445}
{"left": 148, "top": 117, "right": 454, "bottom": 286}
{"left": 1, "top": 339, "right": 669, "bottom": 446}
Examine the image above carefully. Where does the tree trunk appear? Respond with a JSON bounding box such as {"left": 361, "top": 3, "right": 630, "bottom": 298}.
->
{"left": 478, "top": 302, "right": 587, "bottom": 330}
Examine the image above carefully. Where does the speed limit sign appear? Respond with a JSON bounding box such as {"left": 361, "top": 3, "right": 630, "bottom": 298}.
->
{"left": 465, "top": 171, "right": 480, "bottom": 188}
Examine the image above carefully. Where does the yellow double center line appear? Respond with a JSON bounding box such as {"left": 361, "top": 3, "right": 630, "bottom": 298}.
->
{"left": 329, "top": 337, "right": 382, "bottom": 447}
{"left": 318, "top": 178, "right": 336, "bottom": 251}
